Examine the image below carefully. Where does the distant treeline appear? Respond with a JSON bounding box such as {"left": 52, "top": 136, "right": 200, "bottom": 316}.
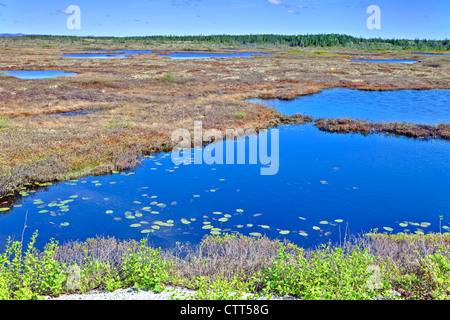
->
{"left": 5, "top": 34, "right": 450, "bottom": 51}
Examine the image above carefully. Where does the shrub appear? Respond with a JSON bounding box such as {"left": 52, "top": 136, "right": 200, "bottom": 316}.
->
{"left": 0, "top": 116, "right": 10, "bottom": 129}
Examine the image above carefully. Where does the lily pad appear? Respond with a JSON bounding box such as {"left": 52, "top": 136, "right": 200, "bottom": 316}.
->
{"left": 249, "top": 232, "right": 262, "bottom": 237}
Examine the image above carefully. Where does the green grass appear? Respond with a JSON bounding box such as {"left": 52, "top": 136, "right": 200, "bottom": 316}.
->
{"left": 160, "top": 71, "right": 178, "bottom": 83}
{"left": 233, "top": 112, "right": 246, "bottom": 119}
{"left": 0, "top": 232, "right": 449, "bottom": 300}
{"left": 0, "top": 117, "right": 10, "bottom": 129}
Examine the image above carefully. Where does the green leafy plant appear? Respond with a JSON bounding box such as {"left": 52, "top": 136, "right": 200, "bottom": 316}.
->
{"left": 0, "top": 116, "right": 10, "bottom": 129}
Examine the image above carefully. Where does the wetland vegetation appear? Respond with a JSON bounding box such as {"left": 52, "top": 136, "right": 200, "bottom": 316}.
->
{"left": 0, "top": 34, "right": 449, "bottom": 300}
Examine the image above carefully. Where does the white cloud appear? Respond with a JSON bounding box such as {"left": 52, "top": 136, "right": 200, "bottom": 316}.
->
{"left": 267, "top": 0, "right": 284, "bottom": 5}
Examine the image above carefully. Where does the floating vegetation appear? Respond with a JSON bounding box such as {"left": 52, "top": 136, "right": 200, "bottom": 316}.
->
{"left": 383, "top": 227, "right": 394, "bottom": 232}
{"left": 249, "top": 232, "right": 262, "bottom": 237}
{"left": 106, "top": 210, "right": 113, "bottom": 214}
{"left": 60, "top": 222, "right": 70, "bottom": 227}
{"left": 279, "top": 230, "right": 290, "bottom": 235}
{"left": 130, "top": 224, "right": 141, "bottom": 228}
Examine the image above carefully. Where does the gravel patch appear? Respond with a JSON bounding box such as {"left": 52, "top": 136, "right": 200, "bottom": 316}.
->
{"left": 47, "top": 286, "right": 298, "bottom": 300}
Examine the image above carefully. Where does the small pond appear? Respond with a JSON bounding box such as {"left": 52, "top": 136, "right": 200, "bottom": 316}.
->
{"left": 1, "top": 70, "right": 77, "bottom": 79}
{"left": 351, "top": 59, "right": 418, "bottom": 64}
{"left": 59, "top": 50, "right": 153, "bottom": 59}
{"left": 156, "top": 52, "right": 272, "bottom": 59}
{"left": 249, "top": 88, "right": 450, "bottom": 125}
{"left": 0, "top": 89, "right": 448, "bottom": 250}
{"left": 413, "top": 53, "right": 449, "bottom": 56}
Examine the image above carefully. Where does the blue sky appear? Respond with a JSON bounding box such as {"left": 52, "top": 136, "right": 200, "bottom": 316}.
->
{"left": 0, "top": 0, "right": 449, "bottom": 39}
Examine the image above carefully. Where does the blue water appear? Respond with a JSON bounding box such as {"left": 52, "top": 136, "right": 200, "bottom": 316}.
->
{"left": 2, "top": 70, "right": 77, "bottom": 79}
{"left": 157, "top": 52, "right": 272, "bottom": 59}
{"left": 51, "top": 110, "right": 99, "bottom": 117}
{"left": 249, "top": 89, "right": 450, "bottom": 125}
{"left": 0, "top": 90, "right": 449, "bottom": 250}
{"left": 59, "top": 50, "right": 153, "bottom": 59}
{"left": 59, "top": 50, "right": 270, "bottom": 60}
{"left": 351, "top": 59, "right": 417, "bottom": 64}
{"left": 414, "top": 53, "right": 449, "bottom": 56}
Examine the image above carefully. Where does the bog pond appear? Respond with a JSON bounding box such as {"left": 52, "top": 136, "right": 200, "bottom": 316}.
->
{"left": 1, "top": 70, "right": 77, "bottom": 79}
{"left": 350, "top": 59, "right": 418, "bottom": 64}
{"left": 59, "top": 50, "right": 271, "bottom": 59}
{"left": 0, "top": 89, "right": 449, "bottom": 250}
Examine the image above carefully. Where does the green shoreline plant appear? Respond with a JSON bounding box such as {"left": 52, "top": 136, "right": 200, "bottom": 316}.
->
{"left": 0, "top": 232, "right": 449, "bottom": 300}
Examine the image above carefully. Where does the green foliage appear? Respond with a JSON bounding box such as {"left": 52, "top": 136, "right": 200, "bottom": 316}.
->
{"left": 422, "top": 252, "right": 450, "bottom": 299}
{"left": 259, "top": 244, "right": 378, "bottom": 299}
{"left": 233, "top": 112, "right": 246, "bottom": 119}
{"left": 0, "top": 233, "right": 449, "bottom": 300}
{"left": 0, "top": 232, "right": 66, "bottom": 300}
{"left": 0, "top": 116, "right": 10, "bottom": 129}
{"left": 160, "top": 71, "right": 178, "bottom": 83}
{"left": 8, "top": 34, "right": 450, "bottom": 51}
{"left": 184, "top": 274, "right": 249, "bottom": 300}
{"left": 122, "top": 239, "right": 173, "bottom": 292}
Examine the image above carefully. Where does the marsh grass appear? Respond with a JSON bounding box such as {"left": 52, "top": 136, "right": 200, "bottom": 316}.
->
{"left": 0, "top": 232, "right": 449, "bottom": 300}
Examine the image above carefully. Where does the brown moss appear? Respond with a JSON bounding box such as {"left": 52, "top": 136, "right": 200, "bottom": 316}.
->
{"left": 314, "top": 118, "right": 450, "bottom": 140}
